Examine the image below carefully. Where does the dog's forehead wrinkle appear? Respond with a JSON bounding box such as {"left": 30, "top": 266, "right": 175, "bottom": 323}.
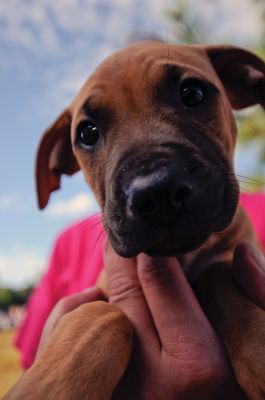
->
{"left": 82, "top": 45, "right": 215, "bottom": 98}
{"left": 160, "top": 62, "right": 214, "bottom": 84}
{"left": 78, "top": 90, "right": 112, "bottom": 114}
{"left": 72, "top": 52, "right": 223, "bottom": 130}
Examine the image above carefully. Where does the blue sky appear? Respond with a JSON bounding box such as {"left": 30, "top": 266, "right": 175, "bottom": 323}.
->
{"left": 0, "top": 0, "right": 264, "bottom": 288}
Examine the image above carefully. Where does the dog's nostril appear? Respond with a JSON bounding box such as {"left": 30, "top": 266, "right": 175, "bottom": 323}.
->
{"left": 127, "top": 185, "right": 159, "bottom": 217}
{"left": 135, "top": 198, "right": 158, "bottom": 216}
{"left": 173, "top": 184, "right": 193, "bottom": 208}
{"left": 126, "top": 172, "right": 194, "bottom": 220}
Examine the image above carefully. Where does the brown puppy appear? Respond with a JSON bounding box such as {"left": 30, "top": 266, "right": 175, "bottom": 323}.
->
{"left": 36, "top": 42, "right": 265, "bottom": 399}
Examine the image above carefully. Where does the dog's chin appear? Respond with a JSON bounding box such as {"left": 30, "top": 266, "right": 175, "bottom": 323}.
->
{"left": 109, "top": 229, "right": 208, "bottom": 258}
{"left": 144, "top": 234, "right": 208, "bottom": 257}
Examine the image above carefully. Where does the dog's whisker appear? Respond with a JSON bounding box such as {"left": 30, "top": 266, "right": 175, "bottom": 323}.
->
{"left": 90, "top": 226, "right": 107, "bottom": 264}
{"left": 91, "top": 215, "right": 111, "bottom": 231}
{"left": 75, "top": 212, "right": 104, "bottom": 231}
{"left": 238, "top": 185, "right": 257, "bottom": 195}
{"left": 236, "top": 174, "right": 264, "bottom": 184}
{"left": 93, "top": 211, "right": 103, "bottom": 216}
{"left": 91, "top": 219, "right": 107, "bottom": 231}
{"left": 234, "top": 175, "right": 265, "bottom": 187}
{"left": 237, "top": 182, "right": 264, "bottom": 191}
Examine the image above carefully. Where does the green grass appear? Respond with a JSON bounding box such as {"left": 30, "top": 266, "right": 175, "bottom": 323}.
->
{"left": 0, "top": 330, "right": 22, "bottom": 398}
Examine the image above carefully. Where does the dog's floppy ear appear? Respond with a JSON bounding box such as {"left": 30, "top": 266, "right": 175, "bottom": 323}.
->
{"left": 206, "top": 45, "right": 265, "bottom": 110}
{"left": 36, "top": 109, "right": 80, "bottom": 209}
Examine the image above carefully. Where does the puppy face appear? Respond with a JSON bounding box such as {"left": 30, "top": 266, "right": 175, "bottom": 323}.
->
{"left": 36, "top": 42, "right": 265, "bottom": 257}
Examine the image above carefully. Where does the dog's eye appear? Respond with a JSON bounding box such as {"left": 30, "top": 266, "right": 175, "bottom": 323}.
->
{"left": 180, "top": 80, "right": 206, "bottom": 107}
{"left": 77, "top": 121, "right": 99, "bottom": 148}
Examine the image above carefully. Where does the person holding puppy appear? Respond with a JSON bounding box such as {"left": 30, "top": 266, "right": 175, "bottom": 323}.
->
{"left": 6, "top": 235, "right": 265, "bottom": 399}
{"left": 10, "top": 38, "right": 265, "bottom": 398}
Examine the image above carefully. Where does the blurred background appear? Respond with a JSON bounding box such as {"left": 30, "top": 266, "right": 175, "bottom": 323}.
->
{"left": 0, "top": 0, "right": 264, "bottom": 396}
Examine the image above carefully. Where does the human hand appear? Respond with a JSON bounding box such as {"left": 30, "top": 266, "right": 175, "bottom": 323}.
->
{"left": 7, "top": 241, "right": 264, "bottom": 400}
{"left": 105, "top": 245, "right": 246, "bottom": 400}
{"left": 195, "top": 241, "right": 265, "bottom": 399}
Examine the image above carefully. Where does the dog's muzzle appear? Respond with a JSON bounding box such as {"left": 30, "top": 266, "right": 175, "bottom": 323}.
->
{"left": 104, "top": 146, "right": 238, "bottom": 258}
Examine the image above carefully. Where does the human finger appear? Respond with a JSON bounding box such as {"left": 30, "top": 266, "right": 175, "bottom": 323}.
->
{"left": 136, "top": 253, "right": 217, "bottom": 351}
{"left": 104, "top": 244, "right": 159, "bottom": 352}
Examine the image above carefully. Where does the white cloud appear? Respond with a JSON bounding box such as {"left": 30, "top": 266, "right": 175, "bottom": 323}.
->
{"left": 189, "top": 0, "right": 265, "bottom": 45}
{"left": 0, "top": 194, "right": 18, "bottom": 211}
{"left": 0, "top": 0, "right": 173, "bottom": 106}
{"left": 0, "top": 0, "right": 62, "bottom": 53}
{"left": 0, "top": 0, "right": 263, "bottom": 60}
{"left": 1, "top": 0, "right": 263, "bottom": 108}
{"left": 0, "top": 246, "right": 45, "bottom": 288}
{"left": 0, "top": 0, "right": 173, "bottom": 56}
{"left": 46, "top": 192, "right": 99, "bottom": 218}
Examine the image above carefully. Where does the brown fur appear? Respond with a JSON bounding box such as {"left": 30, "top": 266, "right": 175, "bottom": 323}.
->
{"left": 5, "top": 302, "right": 133, "bottom": 400}
{"left": 12, "top": 42, "right": 265, "bottom": 399}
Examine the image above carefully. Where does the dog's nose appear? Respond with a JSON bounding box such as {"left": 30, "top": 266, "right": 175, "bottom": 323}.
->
{"left": 126, "top": 168, "right": 194, "bottom": 220}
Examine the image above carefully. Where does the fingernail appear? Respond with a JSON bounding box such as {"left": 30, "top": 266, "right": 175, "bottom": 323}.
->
{"left": 249, "top": 243, "right": 265, "bottom": 271}
{"left": 137, "top": 252, "right": 151, "bottom": 263}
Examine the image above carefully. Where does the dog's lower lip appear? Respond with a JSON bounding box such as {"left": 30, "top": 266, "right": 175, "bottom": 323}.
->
{"left": 107, "top": 225, "right": 164, "bottom": 256}
{"left": 108, "top": 225, "right": 208, "bottom": 257}
{"left": 145, "top": 234, "right": 208, "bottom": 257}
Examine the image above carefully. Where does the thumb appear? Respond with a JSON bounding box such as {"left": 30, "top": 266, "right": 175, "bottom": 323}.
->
{"left": 104, "top": 242, "right": 139, "bottom": 303}
{"left": 104, "top": 243, "right": 158, "bottom": 345}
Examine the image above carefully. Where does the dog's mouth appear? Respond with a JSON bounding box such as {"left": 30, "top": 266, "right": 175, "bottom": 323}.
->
{"left": 145, "top": 234, "right": 208, "bottom": 257}
{"left": 105, "top": 147, "right": 239, "bottom": 259}
{"left": 107, "top": 226, "right": 209, "bottom": 258}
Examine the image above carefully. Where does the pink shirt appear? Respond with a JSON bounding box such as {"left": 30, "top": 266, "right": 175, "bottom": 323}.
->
{"left": 15, "top": 215, "right": 106, "bottom": 369}
{"left": 15, "top": 194, "right": 265, "bottom": 369}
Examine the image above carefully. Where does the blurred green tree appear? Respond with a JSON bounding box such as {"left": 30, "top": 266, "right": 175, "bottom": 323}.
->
{"left": 167, "top": 0, "right": 205, "bottom": 44}
{"left": 0, "top": 288, "right": 13, "bottom": 311}
{"left": 0, "top": 286, "right": 33, "bottom": 311}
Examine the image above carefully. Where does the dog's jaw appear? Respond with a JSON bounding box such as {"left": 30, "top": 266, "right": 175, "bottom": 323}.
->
{"left": 141, "top": 234, "right": 210, "bottom": 258}
{"left": 103, "top": 155, "right": 238, "bottom": 257}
